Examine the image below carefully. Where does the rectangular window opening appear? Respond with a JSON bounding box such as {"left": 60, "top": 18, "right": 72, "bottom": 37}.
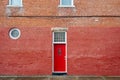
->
{"left": 7, "top": 0, "right": 23, "bottom": 7}
{"left": 54, "top": 32, "right": 66, "bottom": 43}
{"left": 59, "top": 0, "right": 75, "bottom": 7}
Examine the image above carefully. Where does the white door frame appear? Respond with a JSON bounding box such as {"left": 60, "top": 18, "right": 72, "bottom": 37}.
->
{"left": 51, "top": 28, "right": 68, "bottom": 73}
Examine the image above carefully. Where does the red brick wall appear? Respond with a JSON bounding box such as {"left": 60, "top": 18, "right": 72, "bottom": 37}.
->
{"left": 0, "top": 27, "right": 52, "bottom": 75}
{"left": 0, "top": 27, "right": 120, "bottom": 75}
{"left": 0, "top": 0, "right": 120, "bottom": 76}
{"left": 68, "top": 27, "right": 120, "bottom": 76}
{"left": 0, "top": 17, "right": 120, "bottom": 28}
{"left": 4, "top": 0, "right": 120, "bottom": 16}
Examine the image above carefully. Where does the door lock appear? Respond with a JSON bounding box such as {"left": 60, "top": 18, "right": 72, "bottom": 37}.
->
{"left": 58, "top": 48, "right": 62, "bottom": 55}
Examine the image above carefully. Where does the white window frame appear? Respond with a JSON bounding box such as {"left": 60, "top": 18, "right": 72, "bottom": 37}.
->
{"left": 58, "top": 0, "right": 75, "bottom": 7}
{"left": 7, "top": 0, "right": 23, "bottom": 7}
{"left": 53, "top": 31, "right": 67, "bottom": 44}
{"left": 9, "top": 28, "right": 21, "bottom": 40}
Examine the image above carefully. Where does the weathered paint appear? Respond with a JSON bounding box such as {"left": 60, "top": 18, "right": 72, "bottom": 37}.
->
{"left": 0, "top": 27, "right": 120, "bottom": 75}
{"left": 2, "top": 0, "right": 120, "bottom": 16}
{"left": 68, "top": 27, "right": 120, "bottom": 76}
{"left": 0, "top": 0, "right": 120, "bottom": 76}
{"left": 0, "top": 27, "right": 52, "bottom": 75}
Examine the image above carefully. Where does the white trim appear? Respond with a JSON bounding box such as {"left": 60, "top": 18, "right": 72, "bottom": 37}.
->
{"left": 58, "top": 5, "right": 75, "bottom": 7}
{"left": 52, "top": 32, "right": 54, "bottom": 73}
{"left": 9, "top": 28, "right": 21, "bottom": 40}
{"left": 58, "top": 0, "right": 75, "bottom": 7}
{"left": 7, "top": 5, "right": 23, "bottom": 7}
{"left": 9, "top": 0, "right": 11, "bottom": 5}
{"left": 53, "top": 42, "right": 66, "bottom": 44}
{"left": 64, "top": 32, "right": 67, "bottom": 73}
{"left": 51, "top": 27, "right": 68, "bottom": 32}
{"left": 53, "top": 31, "right": 66, "bottom": 43}
{"left": 52, "top": 31, "right": 67, "bottom": 73}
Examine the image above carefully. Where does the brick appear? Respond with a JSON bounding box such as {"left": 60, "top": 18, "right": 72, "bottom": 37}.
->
{"left": 0, "top": 0, "right": 120, "bottom": 76}
{"left": 2, "top": 0, "right": 120, "bottom": 16}
{"left": 67, "top": 27, "right": 120, "bottom": 75}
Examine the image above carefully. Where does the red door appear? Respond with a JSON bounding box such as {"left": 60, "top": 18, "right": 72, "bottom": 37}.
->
{"left": 54, "top": 44, "right": 66, "bottom": 72}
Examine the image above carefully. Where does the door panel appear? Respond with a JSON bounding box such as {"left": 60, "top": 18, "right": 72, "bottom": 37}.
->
{"left": 54, "top": 44, "right": 66, "bottom": 72}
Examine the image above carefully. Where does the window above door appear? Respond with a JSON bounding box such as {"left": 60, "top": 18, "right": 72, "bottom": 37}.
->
{"left": 52, "top": 28, "right": 68, "bottom": 44}
{"left": 54, "top": 32, "right": 66, "bottom": 43}
{"left": 7, "top": 0, "right": 23, "bottom": 7}
{"left": 59, "top": 0, "right": 75, "bottom": 7}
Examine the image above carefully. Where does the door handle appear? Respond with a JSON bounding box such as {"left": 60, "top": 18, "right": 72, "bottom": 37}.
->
{"left": 58, "top": 48, "right": 62, "bottom": 56}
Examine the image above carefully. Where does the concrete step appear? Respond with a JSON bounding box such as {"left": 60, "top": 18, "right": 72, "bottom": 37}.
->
{"left": 0, "top": 76, "right": 120, "bottom": 80}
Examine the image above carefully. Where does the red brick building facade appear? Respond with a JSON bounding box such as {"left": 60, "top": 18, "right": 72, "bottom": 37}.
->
{"left": 0, "top": 0, "right": 120, "bottom": 76}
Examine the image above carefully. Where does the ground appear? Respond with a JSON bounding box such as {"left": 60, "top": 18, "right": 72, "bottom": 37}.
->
{"left": 0, "top": 76, "right": 120, "bottom": 80}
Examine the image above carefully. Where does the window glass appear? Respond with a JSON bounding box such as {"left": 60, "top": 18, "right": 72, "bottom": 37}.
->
{"left": 62, "top": 0, "right": 72, "bottom": 5}
{"left": 9, "top": 28, "right": 21, "bottom": 40}
{"left": 54, "top": 32, "right": 65, "bottom": 42}
{"left": 9, "top": 0, "right": 22, "bottom": 6}
{"left": 11, "top": 30, "right": 19, "bottom": 37}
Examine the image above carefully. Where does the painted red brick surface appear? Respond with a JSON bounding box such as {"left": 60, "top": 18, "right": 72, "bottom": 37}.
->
{"left": 0, "top": 27, "right": 52, "bottom": 75}
{"left": 0, "top": 0, "right": 120, "bottom": 76}
{"left": 0, "top": 27, "right": 120, "bottom": 75}
{"left": 68, "top": 27, "right": 120, "bottom": 76}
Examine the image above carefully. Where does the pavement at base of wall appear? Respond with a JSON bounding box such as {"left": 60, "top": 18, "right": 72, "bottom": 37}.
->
{"left": 0, "top": 76, "right": 120, "bottom": 80}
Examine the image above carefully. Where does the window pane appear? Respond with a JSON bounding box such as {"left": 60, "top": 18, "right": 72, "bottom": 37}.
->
{"left": 11, "top": 30, "right": 19, "bottom": 37}
{"left": 54, "top": 32, "right": 65, "bottom": 42}
{"left": 62, "top": 0, "right": 72, "bottom": 5}
{"left": 9, "top": 28, "right": 21, "bottom": 40}
{"left": 11, "top": 0, "right": 22, "bottom": 5}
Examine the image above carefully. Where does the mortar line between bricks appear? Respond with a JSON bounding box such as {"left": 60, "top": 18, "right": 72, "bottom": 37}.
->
{"left": 8, "top": 15, "right": 120, "bottom": 18}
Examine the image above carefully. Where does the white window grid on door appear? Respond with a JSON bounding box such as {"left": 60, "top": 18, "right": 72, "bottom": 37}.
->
{"left": 53, "top": 32, "right": 67, "bottom": 44}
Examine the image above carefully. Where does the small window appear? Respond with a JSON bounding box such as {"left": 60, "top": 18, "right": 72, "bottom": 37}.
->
{"left": 8, "top": 0, "right": 23, "bottom": 7}
{"left": 9, "top": 28, "right": 21, "bottom": 40}
{"left": 54, "top": 32, "right": 66, "bottom": 43}
{"left": 59, "top": 0, "right": 75, "bottom": 7}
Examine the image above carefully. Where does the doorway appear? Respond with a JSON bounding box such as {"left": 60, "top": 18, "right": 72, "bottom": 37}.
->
{"left": 52, "top": 31, "right": 67, "bottom": 75}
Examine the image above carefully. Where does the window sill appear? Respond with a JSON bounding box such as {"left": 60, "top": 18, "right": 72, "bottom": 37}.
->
{"left": 58, "top": 5, "right": 75, "bottom": 8}
{"left": 7, "top": 5, "right": 23, "bottom": 8}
